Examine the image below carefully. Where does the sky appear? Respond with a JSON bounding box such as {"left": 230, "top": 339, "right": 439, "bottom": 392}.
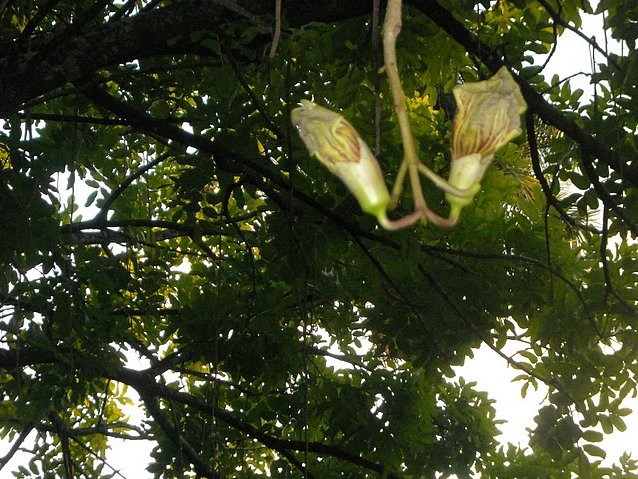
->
{"left": 2, "top": 4, "right": 636, "bottom": 478}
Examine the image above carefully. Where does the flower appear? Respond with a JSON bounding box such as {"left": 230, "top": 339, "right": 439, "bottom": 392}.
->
{"left": 451, "top": 67, "right": 527, "bottom": 159}
{"left": 446, "top": 67, "right": 527, "bottom": 211}
{"left": 291, "top": 100, "right": 391, "bottom": 221}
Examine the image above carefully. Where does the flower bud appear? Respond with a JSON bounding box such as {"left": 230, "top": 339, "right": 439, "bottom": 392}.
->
{"left": 446, "top": 67, "right": 527, "bottom": 212}
{"left": 451, "top": 67, "right": 526, "bottom": 160}
{"left": 291, "top": 100, "right": 390, "bottom": 220}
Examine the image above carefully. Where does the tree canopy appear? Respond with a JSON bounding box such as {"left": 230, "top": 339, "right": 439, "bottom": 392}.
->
{"left": 1, "top": 0, "right": 638, "bottom": 478}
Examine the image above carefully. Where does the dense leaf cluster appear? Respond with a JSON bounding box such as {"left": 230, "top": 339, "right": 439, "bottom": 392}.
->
{"left": 1, "top": 1, "right": 637, "bottom": 478}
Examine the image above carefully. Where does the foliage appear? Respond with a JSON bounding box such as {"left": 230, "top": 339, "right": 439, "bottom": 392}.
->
{"left": 0, "top": 0, "right": 637, "bottom": 478}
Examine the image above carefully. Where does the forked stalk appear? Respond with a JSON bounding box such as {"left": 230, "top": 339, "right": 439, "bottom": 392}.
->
{"left": 382, "top": 0, "right": 462, "bottom": 227}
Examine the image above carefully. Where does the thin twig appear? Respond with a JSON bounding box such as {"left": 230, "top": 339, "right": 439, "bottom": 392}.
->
{"left": 418, "top": 264, "right": 578, "bottom": 404}
{"left": 600, "top": 206, "right": 635, "bottom": 314}
{"left": 96, "top": 153, "right": 169, "bottom": 222}
{"left": 0, "top": 426, "right": 34, "bottom": 471}
{"left": 536, "top": 0, "right": 622, "bottom": 72}
{"left": 269, "top": 0, "right": 282, "bottom": 60}
{"left": 525, "top": 112, "right": 602, "bottom": 234}
{"left": 420, "top": 243, "right": 596, "bottom": 326}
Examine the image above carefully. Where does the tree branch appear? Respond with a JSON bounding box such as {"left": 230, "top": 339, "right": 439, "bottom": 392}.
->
{"left": 0, "top": 346, "right": 401, "bottom": 478}
{"left": 411, "top": 0, "right": 638, "bottom": 188}
{"left": 110, "top": 366, "right": 402, "bottom": 478}
{"left": 96, "top": 153, "right": 169, "bottom": 222}
{"left": 525, "top": 112, "right": 602, "bottom": 234}
{"left": 140, "top": 391, "right": 220, "bottom": 478}
{"left": 0, "top": 426, "right": 34, "bottom": 472}
{"left": 79, "top": 82, "right": 400, "bottom": 251}
{"left": 0, "top": 0, "right": 372, "bottom": 117}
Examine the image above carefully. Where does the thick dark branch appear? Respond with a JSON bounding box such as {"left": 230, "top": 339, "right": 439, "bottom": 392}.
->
{"left": 18, "top": 112, "right": 187, "bottom": 126}
{"left": 81, "top": 83, "right": 399, "bottom": 249}
{"left": 111, "top": 366, "right": 401, "bottom": 478}
{"left": 48, "top": 410, "right": 74, "bottom": 479}
{"left": 62, "top": 218, "right": 208, "bottom": 235}
{"left": 0, "top": 1, "right": 233, "bottom": 116}
{"left": 0, "top": 347, "right": 59, "bottom": 369}
{"left": 0, "top": 0, "right": 371, "bottom": 117}
{"left": 0, "top": 346, "right": 400, "bottom": 478}
{"left": 61, "top": 228, "right": 183, "bottom": 246}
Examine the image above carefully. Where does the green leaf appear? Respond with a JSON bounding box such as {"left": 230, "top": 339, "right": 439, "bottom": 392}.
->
{"left": 583, "top": 444, "right": 607, "bottom": 459}
{"left": 582, "top": 430, "right": 603, "bottom": 442}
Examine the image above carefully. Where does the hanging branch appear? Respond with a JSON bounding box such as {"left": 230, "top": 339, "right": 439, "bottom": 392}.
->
{"left": 525, "top": 112, "right": 602, "bottom": 234}
{"left": 382, "top": 0, "right": 429, "bottom": 217}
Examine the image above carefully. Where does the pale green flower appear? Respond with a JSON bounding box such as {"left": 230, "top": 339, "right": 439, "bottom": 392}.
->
{"left": 291, "top": 100, "right": 392, "bottom": 224}
{"left": 446, "top": 67, "right": 527, "bottom": 212}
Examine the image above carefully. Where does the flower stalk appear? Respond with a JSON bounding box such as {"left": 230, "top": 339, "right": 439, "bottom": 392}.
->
{"left": 292, "top": 0, "right": 526, "bottom": 229}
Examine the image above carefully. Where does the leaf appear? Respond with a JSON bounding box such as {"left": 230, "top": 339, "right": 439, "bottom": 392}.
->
{"left": 568, "top": 171, "right": 591, "bottom": 190}
{"left": 583, "top": 444, "right": 607, "bottom": 459}
{"left": 582, "top": 430, "right": 603, "bottom": 442}
{"left": 84, "top": 190, "right": 98, "bottom": 207}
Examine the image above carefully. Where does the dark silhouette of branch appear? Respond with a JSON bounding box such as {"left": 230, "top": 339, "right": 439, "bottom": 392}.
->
{"left": 0, "top": 0, "right": 372, "bottom": 117}
{"left": 96, "top": 153, "right": 169, "bottom": 222}
{"left": 600, "top": 206, "right": 635, "bottom": 314}
{"left": 16, "top": 0, "right": 61, "bottom": 44}
{"left": 18, "top": 112, "right": 188, "bottom": 126}
{"left": 525, "top": 112, "right": 602, "bottom": 234}
{"left": 417, "top": 264, "right": 579, "bottom": 405}
{"left": 535, "top": 0, "right": 622, "bottom": 72}
{"left": 48, "top": 410, "right": 74, "bottom": 479}
{"left": 80, "top": 82, "right": 400, "bottom": 252}
{"left": 420, "top": 244, "right": 596, "bottom": 327}
{"left": 411, "top": 0, "right": 638, "bottom": 188}
{"left": 111, "top": 366, "right": 402, "bottom": 478}
{"left": 140, "top": 391, "right": 220, "bottom": 478}
{"left": 579, "top": 149, "right": 638, "bottom": 236}
{"left": 0, "top": 426, "right": 34, "bottom": 472}
{"left": 0, "top": 346, "right": 401, "bottom": 478}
